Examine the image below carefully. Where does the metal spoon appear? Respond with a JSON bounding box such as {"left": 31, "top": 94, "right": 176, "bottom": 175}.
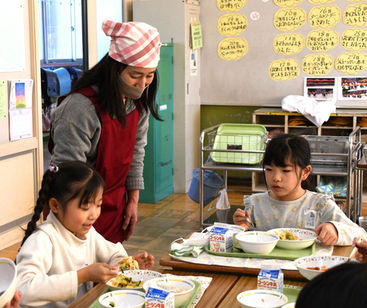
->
{"left": 347, "top": 235, "right": 366, "bottom": 262}
{"left": 245, "top": 216, "right": 255, "bottom": 229}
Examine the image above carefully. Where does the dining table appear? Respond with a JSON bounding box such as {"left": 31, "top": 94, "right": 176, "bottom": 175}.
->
{"left": 69, "top": 245, "right": 354, "bottom": 307}
{"left": 68, "top": 270, "right": 240, "bottom": 308}
{"left": 160, "top": 245, "right": 354, "bottom": 280}
{"left": 218, "top": 276, "right": 306, "bottom": 308}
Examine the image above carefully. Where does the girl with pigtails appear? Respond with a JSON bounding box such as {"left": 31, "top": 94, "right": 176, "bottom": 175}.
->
{"left": 16, "top": 161, "right": 154, "bottom": 308}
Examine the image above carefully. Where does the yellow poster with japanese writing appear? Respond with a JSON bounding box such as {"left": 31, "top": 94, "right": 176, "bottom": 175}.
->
{"left": 306, "top": 29, "right": 339, "bottom": 52}
{"left": 269, "top": 58, "right": 300, "bottom": 81}
{"left": 308, "top": 0, "right": 335, "bottom": 4}
{"left": 273, "top": 33, "right": 304, "bottom": 55}
{"left": 218, "top": 14, "right": 248, "bottom": 36}
{"left": 217, "top": 0, "right": 247, "bottom": 12}
{"left": 218, "top": 38, "right": 248, "bottom": 60}
{"left": 343, "top": 3, "right": 367, "bottom": 27}
{"left": 274, "top": 8, "right": 307, "bottom": 31}
{"left": 335, "top": 52, "right": 367, "bottom": 74}
{"left": 302, "top": 54, "right": 334, "bottom": 76}
{"left": 340, "top": 29, "right": 367, "bottom": 51}
{"left": 274, "top": 0, "right": 303, "bottom": 7}
{"left": 308, "top": 6, "right": 341, "bottom": 29}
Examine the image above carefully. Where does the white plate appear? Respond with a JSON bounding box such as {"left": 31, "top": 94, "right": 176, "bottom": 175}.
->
{"left": 268, "top": 228, "right": 317, "bottom": 250}
{"left": 237, "top": 290, "right": 288, "bottom": 308}
{"left": 294, "top": 255, "right": 349, "bottom": 280}
{"left": 106, "top": 270, "right": 164, "bottom": 290}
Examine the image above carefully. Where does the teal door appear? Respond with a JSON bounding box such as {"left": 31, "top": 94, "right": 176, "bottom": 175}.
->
{"left": 140, "top": 43, "right": 174, "bottom": 203}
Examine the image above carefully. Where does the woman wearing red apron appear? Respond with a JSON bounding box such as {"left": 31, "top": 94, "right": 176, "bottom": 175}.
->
{"left": 48, "top": 20, "right": 162, "bottom": 243}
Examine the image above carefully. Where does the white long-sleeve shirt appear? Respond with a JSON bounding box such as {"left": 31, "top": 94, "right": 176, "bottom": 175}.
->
{"left": 244, "top": 190, "right": 366, "bottom": 246}
{"left": 16, "top": 212, "right": 128, "bottom": 308}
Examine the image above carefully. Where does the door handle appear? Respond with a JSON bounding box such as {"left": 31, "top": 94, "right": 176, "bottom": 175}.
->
{"left": 158, "top": 160, "right": 172, "bottom": 167}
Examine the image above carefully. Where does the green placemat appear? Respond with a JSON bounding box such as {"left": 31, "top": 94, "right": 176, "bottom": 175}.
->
{"left": 205, "top": 242, "right": 315, "bottom": 261}
{"left": 284, "top": 285, "right": 302, "bottom": 303}
{"left": 89, "top": 286, "right": 112, "bottom": 308}
{"left": 88, "top": 280, "right": 201, "bottom": 308}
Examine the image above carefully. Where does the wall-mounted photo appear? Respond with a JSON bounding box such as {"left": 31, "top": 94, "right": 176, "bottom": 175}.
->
{"left": 338, "top": 77, "right": 367, "bottom": 100}
{"left": 307, "top": 88, "right": 335, "bottom": 101}
{"left": 304, "top": 77, "right": 336, "bottom": 102}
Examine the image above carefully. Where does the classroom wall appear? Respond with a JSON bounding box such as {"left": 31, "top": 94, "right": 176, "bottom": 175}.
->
{"left": 200, "top": 0, "right": 367, "bottom": 108}
{"left": 0, "top": 1, "right": 43, "bottom": 250}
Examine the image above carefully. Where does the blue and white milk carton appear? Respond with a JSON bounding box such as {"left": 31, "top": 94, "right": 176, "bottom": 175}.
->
{"left": 145, "top": 287, "right": 175, "bottom": 308}
{"left": 257, "top": 265, "right": 284, "bottom": 293}
{"left": 209, "top": 226, "right": 233, "bottom": 253}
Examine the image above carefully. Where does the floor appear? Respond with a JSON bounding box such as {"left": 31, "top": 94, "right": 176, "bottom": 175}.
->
{"left": 0, "top": 191, "right": 246, "bottom": 270}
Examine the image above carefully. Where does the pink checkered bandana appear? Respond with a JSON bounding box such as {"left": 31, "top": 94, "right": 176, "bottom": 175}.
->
{"left": 102, "top": 20, "right": 161, "bottom": 68}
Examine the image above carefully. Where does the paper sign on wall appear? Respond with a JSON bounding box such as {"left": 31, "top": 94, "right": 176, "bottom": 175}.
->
{"left": 8, "top": 79, "right": 33, "bottom": 141}
{"left": 9, "top": 108, "right": 33, "bottom": 141}
{"left": 191, "top": 23, "right": 203, "bottom": 49}
{"left": 9, "top": 79, "right": 33, "bottom": 110}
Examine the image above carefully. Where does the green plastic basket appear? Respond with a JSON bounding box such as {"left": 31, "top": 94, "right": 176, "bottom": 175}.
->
{"left": 211, "top": 124, "right": 267, "bottom": 164}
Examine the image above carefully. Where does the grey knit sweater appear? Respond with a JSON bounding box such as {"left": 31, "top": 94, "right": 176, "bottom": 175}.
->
{"left": 50, "top": 91, "right": 149, "bottom": 191}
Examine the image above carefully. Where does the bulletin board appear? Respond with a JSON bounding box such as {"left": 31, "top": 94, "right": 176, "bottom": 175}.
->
{"left": 200, "top": 0, "right": 367, "bottom": 108}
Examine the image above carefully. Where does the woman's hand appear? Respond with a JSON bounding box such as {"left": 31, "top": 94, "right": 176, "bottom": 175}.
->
{"left": 233, "top": 209, "right": 251, "bottom": 231}
{"left": 314, "top": 222, "right": 338, "bottom": 246}
{"left": 122, "top": 190, "right": 139, "bottom": 241}
{"left": 77, "top": 263, "right": 119, "bottom": 284}
{"left": 134, "top": 252, "right": 155, "bottom": 269}
{"left": 353, "top": 238, "right": 367, "bottom": 264}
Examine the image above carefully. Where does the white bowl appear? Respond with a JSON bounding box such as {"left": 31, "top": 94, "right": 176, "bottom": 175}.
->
{"left": 143, "top": 277, "right": 195, "bottom": 308}
{"left": 0, "top": 258, "right": 17, "bottom": 308}
{"left": 235, "top": 231, "right": 279, "bottom": 254}
{"left": 106, "top": 270, "right": 164, "bottom": 290}
{"left": 294, "top": 255, "right": 349, "bottom": 280}
{"left": 237, "top": 290, "right": 288, "bottom": 308}
{"left": 268, "top": 228, "right": 317, "bottom": 250}
{"left": 99, "top": 290, "right": 145, "bottom": 308}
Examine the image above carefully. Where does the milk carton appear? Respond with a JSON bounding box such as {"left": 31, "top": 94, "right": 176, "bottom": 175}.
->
{"left": 145, "top": 287, "right": 175, "bottom": 308}
{"left": 257, "top": 265, "right": 284, "bottom": 293}
{"left": 209, "top": 226, "right": 233, "bottom": 253}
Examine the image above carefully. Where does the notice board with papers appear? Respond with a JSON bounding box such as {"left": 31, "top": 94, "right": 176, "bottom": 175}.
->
{"left": 200, "top": 0, "right": 367, "bottom": 108}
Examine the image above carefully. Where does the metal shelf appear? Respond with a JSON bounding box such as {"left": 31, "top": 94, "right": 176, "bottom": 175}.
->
{"left": 199, "top": 123, "right": 362, "bottom": 227}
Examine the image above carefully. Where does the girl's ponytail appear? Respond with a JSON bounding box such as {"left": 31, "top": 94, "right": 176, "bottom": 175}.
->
{"left": 21, "top": 170, "right": 54, "bottom": 246}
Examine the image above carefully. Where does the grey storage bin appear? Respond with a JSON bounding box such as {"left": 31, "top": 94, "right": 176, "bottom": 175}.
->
{"left": 304, "top": 135, "right": 349, "bottom": 165}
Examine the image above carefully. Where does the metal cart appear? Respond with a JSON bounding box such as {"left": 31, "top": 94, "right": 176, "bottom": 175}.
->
{"left": 199, "top": 124, "right": 362, "bottom": 228}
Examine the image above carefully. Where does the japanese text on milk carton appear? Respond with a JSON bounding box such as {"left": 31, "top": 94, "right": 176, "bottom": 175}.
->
{"left": 209, "top": 227, "right": 233, "bottom": 253}
{"left": 145, "top": 287, "right": 175, "bottom": 308}
{"left": 257, "top": 265, "right": 284, "bottom": 293}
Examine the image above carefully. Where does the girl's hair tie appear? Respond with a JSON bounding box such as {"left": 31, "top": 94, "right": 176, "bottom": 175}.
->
{"left": 48, "top": 165, "right": 59, "bottom": 173}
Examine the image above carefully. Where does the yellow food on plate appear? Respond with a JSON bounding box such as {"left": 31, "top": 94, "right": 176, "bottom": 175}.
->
{"left": 118, "top": 256, "right": 139, "bottom": 271}
{"left": 275, "top": 230, "right": 299, "bottom": 241}
{"left": 109, "top": 274, "right": 144, "bottom": 288}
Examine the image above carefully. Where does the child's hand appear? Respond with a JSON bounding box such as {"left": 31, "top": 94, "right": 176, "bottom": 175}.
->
{"left": 233, "top": 209, "right": 251, "bottom": 230}
{"left": 77, "top": 263, "right": 119, "bottom": 284}
{"left": 134, "top": 252, "right": 155, "bottom": 269}
{"left": 4, "top": 290, "right": 21, "bottom": 308}
{"left": 353, "top": 237, "right": 367, "bottom": 264}
{"left": 314, "top": 222, "right": 338, "bottom": 246}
